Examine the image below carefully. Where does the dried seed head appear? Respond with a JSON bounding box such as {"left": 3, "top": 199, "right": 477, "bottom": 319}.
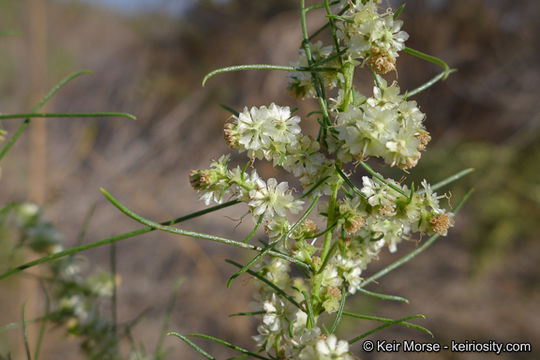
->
{"left": 327, "top": 286, "right": 342, "bottom": 299}
{"left": 367, "top": 47, "right": 396, "bottom": 75}
{"left": 378, "top": 203, "right": 395, "bottom": 216}
{"left": 189, "top": 169, "right": 213, "bottom": 190}
{"left": 416, "top": 131, "right": 431, "bottom": 151}
{"left": 223, "top": 122, "right": 238, "bottom": 149}
{"left": 344, "top": 215, "right": 365, "bottom": 234}
{"left": 398, "top": 153, "right": 421, "bottom": 170}
{"left": 302, "top": 219, "right": 318, "bottom": 235}
{"left": 430, "top": 213, "right": 453, "bottom": 235}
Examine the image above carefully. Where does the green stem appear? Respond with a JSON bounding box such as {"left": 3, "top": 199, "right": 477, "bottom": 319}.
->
{"left": 349, "top": 314, "right": 426, "bottom": 344}
{"left": 306, "top": 0, "right": 340, "bottom": 12}
{"left": 0, "top": 200, "right": 240, "bottom": 280}
{"left": 407, "top": 70, "right": 457, "bottom": 97}
{"left": 312, "top": 175, "right": 342, "bottom": 308}
{"left": 202, "top": 64, "right": 336, "bottom": 86}
{"left": 323, "top": 0, "right": 343, "bottom": 67}
{"left": 358, "top": 161, "right": 409, "bottom": 197}
{"left": 403, "top": 47, "right": 456, "bottom": 97}
{"left": 308, "top": 3, "right": 349, "bottom": 41}
{"left": 0, "top": 70, "right": 92, "bottom": 161}
{"left": 0, "top": 112, "right": 136, "bottom": 121}
{"left": 100, "top": 189, "right": 310, "bottom": 269}
{"left": 110, "top": 243, "right": 117, "bottom": 334}
{"left": 155, "top": 277, "right": 184, "bottom": 359}
{"left": 343, "top": 312, "right": 432, "bottom": 337}
{"left": 419, "top": 168, "right": 474, "bottom": 194}
{"left": 300, "top": 0, "right": 331, "bottom": 126}
{"left": 341, "top": 63, "right": 355, "bottom": 112}
{"left": 22, "top": 303, "right": 32, "bottom": 360}
{"left": 320, "top": 178, "right": 341, "bottom": 263}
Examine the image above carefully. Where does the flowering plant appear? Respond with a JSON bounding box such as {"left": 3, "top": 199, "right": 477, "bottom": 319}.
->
{"left": 0, "top": 1, "right": 473, "bottom": 359}
{"left": 165, "top": 1, "right": 471, "bottom": 358}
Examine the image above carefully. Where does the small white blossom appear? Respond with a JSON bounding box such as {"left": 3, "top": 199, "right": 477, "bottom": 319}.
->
{"left": 337, "top": 1, "right": 409, "bottom": 72}
{"left": 232, "top": 104, "right": 302, "bottom": 160}
{"left": 249, "top": 178, "right": 304, "bottom": 218}
{"left": 361, "top": 176, "right": 398, "bottom": 207}
{"left": 315, "top": 334, "right": 353, "bottom": 360}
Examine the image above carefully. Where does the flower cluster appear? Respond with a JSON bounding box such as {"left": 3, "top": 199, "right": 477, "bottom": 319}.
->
{"left": 337, "top": 0, "right": 409, "bottom": 73}
{"left": 331, "top": 78, "right": 429, "bottom": 169}
{"left": 190, "top": 154, "right": 304, "bottom": 232}
{"left": 1, "top": 203, "right": 127, "bottom": 360}
{"left": 188, "top": 0, "right": 458, "bottom": 359}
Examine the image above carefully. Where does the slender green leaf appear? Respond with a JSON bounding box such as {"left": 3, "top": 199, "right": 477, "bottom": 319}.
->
{"left": 335, "top": 164, "right": 367, "bottom": 199}
{"left": 330, "top": 289, "right": 347, "bottom": 333}
{"left": 343, "top": 312, "right": 433, "bottom": 337}
{"left": 0, "top": 200, "right": 240, "bottom": 280}
{"left": 101, "top": 188, "right": 309, "bottom": 269}
{"left": 226, "top": 259, "right": 301, "bottom": 309}
{"left": 22, "top": 303, "right": 31, "bottom": 360}
{"left": 349, "top": 314, "right": 425, "bottom": 344}
{"left": 403, "top": 46, "right": 457, "bottom": 97}
{"left": 356, "top": 288, "right": 409, "bottom": 303}
{"left": 0, "top": 70, "right": 92, "bottom": 161}
{"left": 204, "top": 64, "right": 302, "bottom": 86}
{"left": 0, "top": 112, "right": 135, "bottom": 121}
{"left": 33, "top": 284, "right": 49, "bottom": 360}
{"left": 302, "top": 290, "right": 316, "bottom": 329}
{"left": 219, "top": 104, "right": 239, "bottom": 117}
{"left": 111, "top": 242, "right": 118, "bottom": 334}
{"left": 394, "top": 3, "right": 406, "bottom": 19}
{"left": 155, "top": 277, "right": 184, "bottom": 359}
{"left": 188, "top": 334, "right": 271, "bottom": 360}
{"left": 300, "top": 176, "right": 330, "bottom": 199}
{"left": 407, "top": 70, "right": 453, "bottom": 97}
{"left": 243, "top": 216, "right": 263, "bottom": 243}
{"left": 418, "top": 168, "right": 474, "bottom": 194}
{"left": 228, "top": 311, "right": 265, "bottom": 318}
{"left": 167, "top": 332, "right": 215, "bottom": 360}
{"left": 358, "top": 161, "right": 409, "bottom": 197}
{"left": 305, "top": 0, "right": 340, "bottom": 12}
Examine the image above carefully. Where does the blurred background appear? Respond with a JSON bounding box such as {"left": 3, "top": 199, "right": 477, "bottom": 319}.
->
{"left": 0, "top": 0, "right": 538, "bottom": 358}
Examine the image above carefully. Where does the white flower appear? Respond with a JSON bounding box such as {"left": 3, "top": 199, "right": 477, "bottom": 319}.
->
{"left": 232, "top": 103, "right": 302, "bottom": 161}
{"left": 265, "top": 258, "right": 291, "bottom": 289}
{"left": 321, "top": 265, "right": 343, "bottom": 288}
{"left": 343, "top": 267, "right": 363, "bottom": 295}
{"left": 236, "top": 106, "right": 273, "bottom": 156}
{"left": 315, "top": 334, "right": 352, "bottom": 360}
{"left": 421, "top": 179, "right": 443, "bottom": 213}
{"left": 383, "top": 120, "right": 421, "bottom": 167}
{"left": 367, "top": 78, "right": 402, "bottom": 109}
{"left": 262, "top": 295, "right": 283, "bottom": 332}
{"left": 398, "top": 99, "right": 425, "bottom": 127}
{"left": 283, "top": 136, "right": 325, "bottom": 177}
{"left": 266, "top": 103, "right": 301, "bottom": 148}
{"left": 338, "top": 1, "right": 408, "bottom": 64}
{"left": 249, "top": 178, "right": 304, "bottom": 218}
{"left": 360, "top": 176, "right": 398, "bottom": 207}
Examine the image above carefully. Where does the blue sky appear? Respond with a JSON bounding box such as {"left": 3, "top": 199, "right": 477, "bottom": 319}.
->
{"left": 67, "top": 0, "right": 202, "bottom": 15}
